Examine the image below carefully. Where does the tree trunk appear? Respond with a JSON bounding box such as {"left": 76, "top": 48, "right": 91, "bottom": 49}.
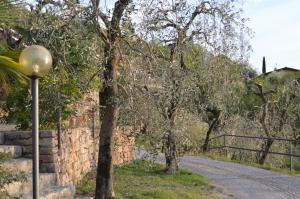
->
{"left": 165, "top": 130, "right": 178, "bottom": 174}
{"left": 258, "top": 138, "right": 273, "bottom": 165}
{"left": 202, "top": 115, "right": 220, "bottom": 152}
{"left": 95, "top": 44, "right": 119, "bottom": 199}
{"left": 92, "top": 1, "right": 130, "bottom": 198}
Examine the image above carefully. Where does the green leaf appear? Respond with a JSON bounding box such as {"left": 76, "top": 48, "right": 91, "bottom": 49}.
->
{"left": 0, "top": 55, "right": 28, "bottom": 85}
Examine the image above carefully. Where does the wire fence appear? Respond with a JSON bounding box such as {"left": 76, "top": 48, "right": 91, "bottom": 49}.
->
{"left": 208, "top": 134, "right": 300, "bottom": 171}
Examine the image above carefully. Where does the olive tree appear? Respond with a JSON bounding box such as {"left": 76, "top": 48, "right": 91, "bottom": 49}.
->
{"left": 134, "top": 0, "right": 250, "bottom": 173}
{"left": 90, "top": 0, "right": 131, "bottom": 198}
{"left": 2, "top": 0, "right": 103, "bottom": 129}
{"left": 248, "top": 71, "right": 300, "bottom": 165}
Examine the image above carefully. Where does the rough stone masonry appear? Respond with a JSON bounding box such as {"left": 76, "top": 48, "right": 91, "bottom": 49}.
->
{"left": 3, "top": 127, "right": 135, "bottom": 186}
{"left": 2, "top": 91, "right": 135, "bottom": 186}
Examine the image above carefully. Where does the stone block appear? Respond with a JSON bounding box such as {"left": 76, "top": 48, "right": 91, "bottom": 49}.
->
{"left": 0, "top": 132, "right": 4, "bottom": 144}
{"left": 18, "top": 138, "right": 32, "bottom": 145}
{"left": 0, "top": 145, "right": 22, "bottom": 158}
{"left": 5, "top": 173, "right": 56, "bottom": 198}
{"left": 40, "top": 154, "right": 57, "bottom": 163}
{"left": 40, "top": 130, "right": 56, "bottom": 138}
{"left": 1, "top": 158, "right": 32, "bottom": 173}
{"left": 40, "top": 137, "right": 57, "bottom": 147}
{"left": 19, "top": 131, "right": 32, "bottom": 139}
{"left": 4, "top": 131, "right": 22, "bottom": 140}
{"left": 23, "top": 145, "right": 32, "bottom": 154}
{"left": 40, "top": 163, "right": 56, "bottom": 173}
{"left": 40, "top": 146, "right": 58, "bottom": 155}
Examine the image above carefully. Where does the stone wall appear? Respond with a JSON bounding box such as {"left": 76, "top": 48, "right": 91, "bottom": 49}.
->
{"left": 65, "top": 91, "right": 99, "bottom": 129}
{"left": 114, "top": 127, "right": 135, "bottom": 165}
{"left": 2, "top": 91, "right": 135, "bottom": 186}
{"left": 3, "top": 127, "right": 135, "bottom": 186}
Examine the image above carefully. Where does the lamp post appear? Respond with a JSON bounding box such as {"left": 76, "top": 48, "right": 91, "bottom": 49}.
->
{"left": 19, "top": 45, "right": 52, "bottom": 199}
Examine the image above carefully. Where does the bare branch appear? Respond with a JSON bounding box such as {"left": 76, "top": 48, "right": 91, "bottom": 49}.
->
{"left": 183, "top": 1, "right": 210, "bottom": 33}
{"left": 110, "top": 0, "right": 131, "bottom": 40}
{"left": 99, "top": 10, "right": 110, "bottom": 28}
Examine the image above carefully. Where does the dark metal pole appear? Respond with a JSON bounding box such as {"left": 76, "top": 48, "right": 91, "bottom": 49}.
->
{"left": 32, "top": 77, "right": 39, "bottom": 199}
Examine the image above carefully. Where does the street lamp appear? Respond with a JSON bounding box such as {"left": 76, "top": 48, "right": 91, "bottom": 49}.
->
{"left": 19, "top": 45, "right": 52, "bottom": 199}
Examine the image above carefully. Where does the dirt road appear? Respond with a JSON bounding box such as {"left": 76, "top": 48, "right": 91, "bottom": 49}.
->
{"left": 180, "top": 156, "right": 300, "bottom": 199}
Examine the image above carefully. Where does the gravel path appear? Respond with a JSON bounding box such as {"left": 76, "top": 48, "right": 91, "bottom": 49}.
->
{"left": 179, "top": 156, "right": 300, "bottom": 199}
{"left": 137, "top": 151, "right": 300, "bottom": 199}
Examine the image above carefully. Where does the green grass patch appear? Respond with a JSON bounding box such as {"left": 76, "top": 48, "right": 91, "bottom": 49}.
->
{"left": 76, "top": 160, "right": 219, "bottom": 199}
{"left": 200, "top": 152, "right": 300, "bottom": 176}
{"left": 0, "top": 152, "right": 12, "bottom": 161}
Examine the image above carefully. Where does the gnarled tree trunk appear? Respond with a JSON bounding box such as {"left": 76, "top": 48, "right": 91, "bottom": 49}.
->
{"left": 165, "top": 130, "right": 178, "bottom": 174}
{"left": 202, "top": 111, "right": 221, "bottom": 152}
{"left": 258, "top": 138, "right": 274, "bottom": 165}
{"left": 164, "top": 107, "right": 179, "bottom": 174}
{"left": 95, "top": 43, "right": 119, "bottom": 199}
{"left": 93, "top": 1, "right": 130, "bottom": 198}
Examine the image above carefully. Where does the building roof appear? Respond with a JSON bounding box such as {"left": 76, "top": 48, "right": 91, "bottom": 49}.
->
{"left": 258, "top": 67, "right": 300, "bottom": 77}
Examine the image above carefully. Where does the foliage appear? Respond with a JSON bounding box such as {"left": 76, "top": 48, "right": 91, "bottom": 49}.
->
{"left": 209, "top": 70, "right": 300, "bottom": 167}
{"left": 0, "top": 1, "right": 28, "bottom": 99}
{"left": 0, "top": 44, "right": 28, "bottom": 93}
{"left": 121, "top": 0, "right": 253, "bottom": 172}
{"left": 1, "top": 0, "right": 299, "bottom": 181}
{"left": 76, "top": 160, "right": 218, "bottom": 199}
{"left": 2, "top": 1, "right": 102, "bottom": 129}
{"left": 0, "top": 0, "right": 26, "bottom": 27}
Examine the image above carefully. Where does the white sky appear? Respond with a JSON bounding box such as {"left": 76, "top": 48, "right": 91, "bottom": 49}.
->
{"left": 243, "top": 0, "right": 300, "bottom": 72}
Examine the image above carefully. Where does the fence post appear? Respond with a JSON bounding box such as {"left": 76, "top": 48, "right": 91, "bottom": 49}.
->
{"left": 290, "top": 141, "right": 293, "bottom": 172}
{"left": 223, "top": 135, "right": 227, "bottom": 157}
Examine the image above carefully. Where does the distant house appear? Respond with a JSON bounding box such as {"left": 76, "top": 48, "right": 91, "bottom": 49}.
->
{"left": 256, "top": 57, "right": 300, "bottom": 82}
{"left": 260, "top": 67, "right": 300, "bottom": 77}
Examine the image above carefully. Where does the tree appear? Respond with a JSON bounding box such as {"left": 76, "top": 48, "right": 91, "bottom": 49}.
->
{"left": 2, "top": 0, "right": 102, "bottom": 129}
{"left": 188, "top": 54, "right": 250, "bottom": 152}
{"left": 136, "top": 0, "right": 249, "bottom": 173}
{"left": 91, "top": 0, "right": 131, "bottom": 198}
{"left": 0, "top": 0, "right": 27, "bottom": 94}
{"left": 0, "top": 45, "right": 27, "bottom": 92}
{"left": 248, "top": 70, "right": 300, "bottom": 165}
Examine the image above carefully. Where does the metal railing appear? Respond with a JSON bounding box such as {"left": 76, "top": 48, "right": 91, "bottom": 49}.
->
{"left": 208, "top": 134, "right": 300, "bottom": 171}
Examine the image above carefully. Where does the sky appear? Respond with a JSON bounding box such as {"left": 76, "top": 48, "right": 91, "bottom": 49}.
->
{"left": 243, "top": 0, "right": 300, "bottom": 72}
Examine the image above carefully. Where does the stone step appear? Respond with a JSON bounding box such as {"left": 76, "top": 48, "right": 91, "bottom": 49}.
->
{"left": 0, "top": 145, "right": 22, "bottom": 158}
{"left": 1, "top": 158, "right": 32, "bottom": 173}
{"left": 5, "top": 173, "right": 56, "bottom": 198}
{"left": 23, "top": 185, "right": 75, "bottom": 199}
{"left": 0, "top": 132, "right": 4, "bottom": 144}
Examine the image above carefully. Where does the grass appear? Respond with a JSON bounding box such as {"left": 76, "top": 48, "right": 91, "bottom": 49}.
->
{"left": 0, "top": 152, "right": 12, "bottom": 162}
{"left": 200, "top": 152, "right": 300, "bottom": 176}
{"left": 76, "top": 160, "right": 220, "bottom": 199}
